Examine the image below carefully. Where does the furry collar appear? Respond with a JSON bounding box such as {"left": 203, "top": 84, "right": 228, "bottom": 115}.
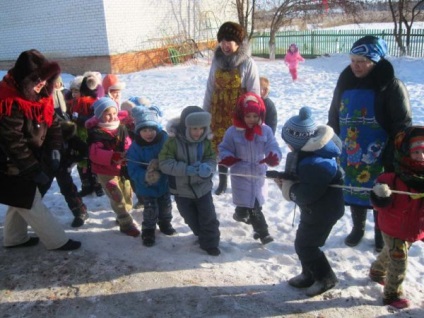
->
{"left": 213, "top": 41, "right": 251, "bottom": 70}
{"left": 338, "top": 58, "right": 395, "bottom": 92}
{"left": 301, "top": 125, "right": 341, "bottom": 152}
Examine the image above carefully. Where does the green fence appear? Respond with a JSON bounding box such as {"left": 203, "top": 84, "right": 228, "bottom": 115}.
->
{"left": 251, "top": 29, "right": 424, "bottom": 58}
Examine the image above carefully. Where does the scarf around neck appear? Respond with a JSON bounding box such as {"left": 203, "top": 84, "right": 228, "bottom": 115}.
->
{"left": 0, "top": 74, "right": 54, "bottom": 126}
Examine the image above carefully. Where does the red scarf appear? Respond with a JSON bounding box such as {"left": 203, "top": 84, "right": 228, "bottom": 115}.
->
{"left": 73, "top": 96, "right": 96, "bottom": 116}
{"left": 0, "top": 74, "right": 54, "bottom": 126}
{"left": 233, "top": 117, "right": 263, "bottom": 141}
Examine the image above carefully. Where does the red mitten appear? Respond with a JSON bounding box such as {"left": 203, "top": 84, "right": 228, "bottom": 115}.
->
{"left": 259, "top": 152, "right": 279, "bottom": 167}
{"left": 219, "top": 156, "right": 241, "bottom": 167}
{"left": 111, "top": 152, "right": 125, "bottom": 164}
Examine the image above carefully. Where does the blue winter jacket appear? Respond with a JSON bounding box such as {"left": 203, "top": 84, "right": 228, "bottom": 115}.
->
{"left": 282, "top": 125, "right": 345, "bottom": 223}
{"left": 126, "top": 130, "right": 169, "bottom": 198}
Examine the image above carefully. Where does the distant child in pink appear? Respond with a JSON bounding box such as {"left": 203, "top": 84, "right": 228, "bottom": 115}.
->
{"left": 284, "top": 43, "right": 305, "bottom": 81}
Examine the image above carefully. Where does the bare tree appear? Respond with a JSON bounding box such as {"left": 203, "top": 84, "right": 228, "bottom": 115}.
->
{"left": 257, "top": 0, "right": 365, "bottom": 60}
{"left": 388, "top": 0, "right": 424, "bottom": 55}
{"left": 234, "top": 0, "right": 257, "bottom": 40}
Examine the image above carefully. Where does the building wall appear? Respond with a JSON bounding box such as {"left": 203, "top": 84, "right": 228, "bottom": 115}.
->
{"left": 0, "top": 0, "right": 236, "bottom": 74}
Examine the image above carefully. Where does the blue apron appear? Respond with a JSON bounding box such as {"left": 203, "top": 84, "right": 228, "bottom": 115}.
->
{"left": 339, "top": 89, "right": 388, "bottom": 207}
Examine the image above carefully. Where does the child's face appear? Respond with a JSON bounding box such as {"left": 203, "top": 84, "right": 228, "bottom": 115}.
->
{"left": 139, "top": 127, "right": 157, "bottom": 142}
{"left": 189, "top": 127, "right": 205, "bottom": 141}
{"left": 109, "top": 89, "right": 122, "bottom": 102}
{"left": 71, "top": 89, "right": 80, "bottom": 99}
{"left": 101, "top": 107, "right": 117, "bottom": 123}
{"left": 290, "top": 46, "right": 296, "bottom": 52}
{"left": 244, "top": 112, "right": 260, "bottom": 128}
{"left": 220, "top": 40, "right": 239, "bottom": 55}
{"left": 410, "top": 148, "right": 424, "bottom": 162}
{"left": 259, "top": 83, "right": 268, "bottom": 98}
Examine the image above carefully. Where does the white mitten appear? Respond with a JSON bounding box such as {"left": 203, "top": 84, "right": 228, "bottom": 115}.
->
{"left": 372, "top": 183, "right": 392, "bottom": 198}
{"left": 147, "top": 159, "right": 159, "bottom": 171}
{"left": 145, "top": 170, "right": 161, "bottom": 185}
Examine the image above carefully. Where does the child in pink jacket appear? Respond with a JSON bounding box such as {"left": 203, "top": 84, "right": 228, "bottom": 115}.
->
{"left": 86, "top": 97, "right": 140, "bottom": 237}
{"left": 284, "top": 43, "right": 305, "bottom": 81}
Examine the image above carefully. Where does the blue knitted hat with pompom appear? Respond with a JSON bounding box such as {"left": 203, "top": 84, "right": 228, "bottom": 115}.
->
{"left": 281, "top": 106, "right": 317, "bottom": 150}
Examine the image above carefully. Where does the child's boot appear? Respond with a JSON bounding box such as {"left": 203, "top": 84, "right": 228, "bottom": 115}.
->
{"left": 250, "top": 207, "right": 273, "bottom": 245}
{"left": 141, "top": 229, "right": 156, "bottom": 247}
{"left": 77, "top": 166, "right": 94, "bottom": 197}
{"left": 305, "top": 254, "right": 338, "bottom": 297}
{"left": 373, "top": 210, "right": 384, "bottom": 252}
{"left": 383, "top": 293, "right": 410, "bottom": 309}
{"left": 288, "top": 262, "right": 315, "bottom": 288}
{"left": 158, "top": 221, "right": 177, "bottom": 236}
{"left": 233, "top": 206, "right": 251, "bottom": 224}
{"left": 215, "top": 166, "right": 228, "bottom": 195}
{"left": 71, "top": 204, "right": 89, "bottom": 228}
{"left": 344, "top": 207, "right": 366, "bottom": 247}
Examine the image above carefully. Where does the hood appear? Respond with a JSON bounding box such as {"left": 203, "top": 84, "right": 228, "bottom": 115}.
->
{"left": 301, "top": 125, "right": 342, "bottom": 158}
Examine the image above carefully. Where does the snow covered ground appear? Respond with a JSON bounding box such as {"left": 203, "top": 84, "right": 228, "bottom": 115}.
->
{"left": 1, "top": 28, "right": 423, "bottom": 317}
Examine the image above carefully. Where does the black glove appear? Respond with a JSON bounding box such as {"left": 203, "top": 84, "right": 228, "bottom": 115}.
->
{"left": 33, "top": 171, "right": 50, "bottom": 185}
{"left": 51, "top": 150, "right": 61, "bottom": 172}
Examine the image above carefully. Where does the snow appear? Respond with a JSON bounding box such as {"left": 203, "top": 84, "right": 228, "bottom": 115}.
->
{"left": 1, "top": 38, "right": 424, "bottom": 318}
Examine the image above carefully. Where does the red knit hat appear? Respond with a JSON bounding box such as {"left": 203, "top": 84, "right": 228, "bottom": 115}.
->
{"left": 233, "top": 92, "right": 265, "bottom": 141}
{"left": 410, "top": 135, "right": 424, "bottom": 152}
{"left": 102, "top": 74, "right": 125, "bottom": 94}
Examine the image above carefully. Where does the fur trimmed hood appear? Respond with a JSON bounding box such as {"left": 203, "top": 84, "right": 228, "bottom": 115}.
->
{"left": 166, "top": 116, "right": 213, "bottom": 142}
{"left": 301, "top": 125, "right": 342, "bottom": 158}
{"left": 213, "top": 40, "right": 251, "bottom": 71}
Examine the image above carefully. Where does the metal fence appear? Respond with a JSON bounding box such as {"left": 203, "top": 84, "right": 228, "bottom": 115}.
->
{"left": 251, "top": 29, "right": 424, "bottom": 58}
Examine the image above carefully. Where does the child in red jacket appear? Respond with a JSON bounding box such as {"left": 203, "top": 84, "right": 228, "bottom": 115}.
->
{"left": 370, "top": 126, "right": 424, "bottom": 309}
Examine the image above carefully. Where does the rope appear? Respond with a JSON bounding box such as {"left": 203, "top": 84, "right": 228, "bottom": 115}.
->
{"left": 123, "top": 158, "right": 424, "bottom": 199}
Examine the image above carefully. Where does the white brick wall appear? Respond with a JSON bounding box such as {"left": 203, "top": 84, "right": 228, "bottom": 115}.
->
{"left": 0, "top": 0, "right": 237, "bottom": 60}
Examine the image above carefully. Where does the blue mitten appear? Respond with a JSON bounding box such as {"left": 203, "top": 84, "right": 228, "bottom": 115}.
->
{"left": 186, "top": 165, "right": 198, "bottom": 176}
{"left": 198, "top": 163, "right": 213, "bottom": 178}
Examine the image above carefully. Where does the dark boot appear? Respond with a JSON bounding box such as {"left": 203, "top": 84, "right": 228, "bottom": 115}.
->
{"left": 344, "top": 207, "right": 367, "bottom": 247}
{"left": 250, "top": 206, "right": 274, "bottom": 245}
{"left": 71, "top": 204, "right": 89, "bottom": 228}
{"left": 305, "top": 254, "right": 338, "bottom": 297}
{"left": 214, "top": 166, "right": 228, "bottom": 195}
{"left": 288, "top": 262, "right": 315, "bottom": 288}
{"left": 233, "top": 206, "right": 251, "bottom": 224}
{"left": 158, "top": 221, "right": 177, "bottom": 236}
{"left": 141, "top": 229, "right": 156, "bottom": 247}
{"left": 373, "top": 210, "right": 384, "bottom": 252}
{"left": 77, "top": 166, "right": 93, "bottom": 197}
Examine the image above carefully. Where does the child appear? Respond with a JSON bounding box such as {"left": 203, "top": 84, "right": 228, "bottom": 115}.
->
{"left": 126, "top": 106, "right": 176, "bottom": 247}
{"left": 159, "top": 106, "right": 220, "bottom": 256}
{"left": 86, "top": 97, "right": 140, "bottom": 237}
{"left": 71, "top": 71, "right": 104, "bottom": 197}
{"left": 102, "top": 74, "right": 126, "bottom": 107}
{"left": 369, "top": 126, "right": 424, "bottom": 309}
{"left": 276, "top": 106, "right": 344, "bottom": 296}
{"left": 218, "top": 92, "right": 281, "bottom": 244}
{"left": 284, "top": 43, "right": 305, "bottom": 81}
{"left": 259, "top": 77, "right": 278, "bottom": 135}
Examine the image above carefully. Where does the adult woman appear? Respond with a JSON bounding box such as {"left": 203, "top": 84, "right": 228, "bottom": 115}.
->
{"left": 203, "top": 21, "right": 260, "bottom": 195}
{"left": 0, "top": 49, "right": 80, "bottom": 250}
{"left": 328, "top": 36, "right": 412, "bottom": 251}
